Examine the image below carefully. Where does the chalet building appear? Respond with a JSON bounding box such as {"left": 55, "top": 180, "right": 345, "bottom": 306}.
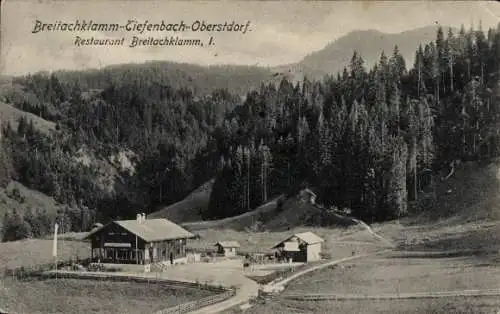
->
{"left": 272, "top": 231, "right": 324, "bottom": 263}
{"left": 215, "top": 241, "right": 240, "bottom": 257}
{"left": 84, "top": 214, "right": 195, "bottom": 265}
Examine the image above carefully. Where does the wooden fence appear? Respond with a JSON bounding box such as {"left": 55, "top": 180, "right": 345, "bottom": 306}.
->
{"left": 38, "top": 271, "right": 229, "bottom": 293}
{"left": 154, "top": 288, "right": 236, "bottom": 314}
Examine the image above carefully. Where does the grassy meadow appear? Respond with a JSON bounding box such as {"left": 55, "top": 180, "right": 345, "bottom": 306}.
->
{"left": 0, "top": 278, "right": 215, "bottom": 314}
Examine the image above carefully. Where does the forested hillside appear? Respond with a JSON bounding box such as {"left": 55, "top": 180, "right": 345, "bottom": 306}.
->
{"left": 1, "top": 24, "right": 499, "bottom": 242}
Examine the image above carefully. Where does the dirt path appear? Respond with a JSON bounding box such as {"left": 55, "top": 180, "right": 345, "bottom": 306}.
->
{"left": 349, "top": 218, "right": 396, "bottom": 247}
{"left": 282, "top": 288, "right": 500, "bottom": 300}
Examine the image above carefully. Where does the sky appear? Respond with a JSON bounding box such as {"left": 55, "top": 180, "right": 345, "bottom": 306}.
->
{"left": 1, "top": 0, "right": 499, "bottom": 75}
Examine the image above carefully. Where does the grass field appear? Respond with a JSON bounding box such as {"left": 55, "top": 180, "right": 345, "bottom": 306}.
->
{"left": 228, "top": 297, "right": 500, "bottom": 314}
{"left": 0, "top": 239, "right": 89, "bottom": 270}
{"left": 0, "top": 278, "right": 215, "bottom": 314}
{"left": 284, "top": 254, "right": 500, "bottom": 296}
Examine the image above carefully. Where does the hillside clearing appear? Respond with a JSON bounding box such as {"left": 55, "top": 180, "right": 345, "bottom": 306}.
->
{"left": 0, "top": 101, "right": 55, "bottom": 134}
{"left": 0, "top": 181, "right": 65, "bottom": 228}
{"left": 149, "top": 180, "right": 213, "bottom": 223}
{"left": 181, "top": 192, "right": 356, "bottom": 232}
{"left": 181, "top": 195, "right": 281, "bottom": 231}
{"left": 365, "top": 161, "right": 500, "bottom": 257}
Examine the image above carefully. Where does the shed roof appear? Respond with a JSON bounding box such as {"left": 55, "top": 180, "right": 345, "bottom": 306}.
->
{"left": 85, "top": 218, "right": 195, "bottom": 243}
{"left": 271, "top": 231, "right": 324, "bottom": 249}
{"left": 302, "top": 188, "right": 317, "bottom": 197}
{"left": 215, "top": 241, "right": 241, "bottom": 248}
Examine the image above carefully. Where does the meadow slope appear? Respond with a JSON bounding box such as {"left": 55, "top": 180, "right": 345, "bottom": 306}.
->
{"left": 0, "top": 101, "right": 55, "bottom": 134}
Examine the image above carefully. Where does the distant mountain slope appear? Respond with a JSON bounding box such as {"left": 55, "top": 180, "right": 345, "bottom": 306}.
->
{"left": 274, "top": 25, "right": 451, "bottom": 79}
{"left": 54, "top": 62, "right": 274, "bottom": 97}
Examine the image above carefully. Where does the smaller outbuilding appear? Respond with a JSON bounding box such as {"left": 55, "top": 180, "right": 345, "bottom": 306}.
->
{"left": 215, "top": 241, "right": 241, "bottom": 257}
{"left": 272, "top": 231, "right": 324, "bottom": 263}
{"left": 299, "top": 188, "right": 317, "bottom": 205}
{"left": 90, "top": 222, "right": 103, "bottom": 231}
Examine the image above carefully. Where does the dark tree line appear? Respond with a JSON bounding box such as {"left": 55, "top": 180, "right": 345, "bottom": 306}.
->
{"left": 1, "top": 23, "right": 500, "bottom": 241}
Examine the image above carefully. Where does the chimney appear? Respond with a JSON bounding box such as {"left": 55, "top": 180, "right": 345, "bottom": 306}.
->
{"left": 136, "top": 214, "right": 142, "bottom": 223}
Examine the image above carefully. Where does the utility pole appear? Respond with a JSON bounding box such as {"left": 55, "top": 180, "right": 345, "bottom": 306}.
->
{"left": 247, "top": 147, "right": 250, "bottom": 212}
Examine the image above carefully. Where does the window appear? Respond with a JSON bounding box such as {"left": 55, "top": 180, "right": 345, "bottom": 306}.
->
{"left": 106, "top": 249, "right": 113, "bottom": 259}
{"left": 117, "top": 249, "right": 128, "bottom": 260}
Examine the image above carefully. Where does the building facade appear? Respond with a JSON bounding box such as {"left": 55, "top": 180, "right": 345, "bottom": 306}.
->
{"left": 84, "top": 215, "right": 195, "bottom": 264}
{"left": 215, "top": 241, "right": 240, "bottom": 257}
{"left": 272, "top": 231, "right": 324, "bottom": 263}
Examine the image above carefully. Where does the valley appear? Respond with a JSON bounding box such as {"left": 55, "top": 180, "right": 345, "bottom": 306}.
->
{"left": 0, "top": 12, "right": 499, "bottom": 313}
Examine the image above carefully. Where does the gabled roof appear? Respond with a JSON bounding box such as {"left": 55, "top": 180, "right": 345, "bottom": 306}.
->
{"left": 84, "top": 218, "right": 195, "bottom": 242}
{"left": 293, "top": 231, "right": 324, "bottom": 244}
{"left": 271, "top": 231, "right": 324, "bottom": 249}
{"left": 302, "top": 188, "right": 317, "bottom": 197}
{"left": 215, "top": 241, "right": 241, "bottom": 248}
{"left": 91, "top": 222, "right": 103, "bottom": 229}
